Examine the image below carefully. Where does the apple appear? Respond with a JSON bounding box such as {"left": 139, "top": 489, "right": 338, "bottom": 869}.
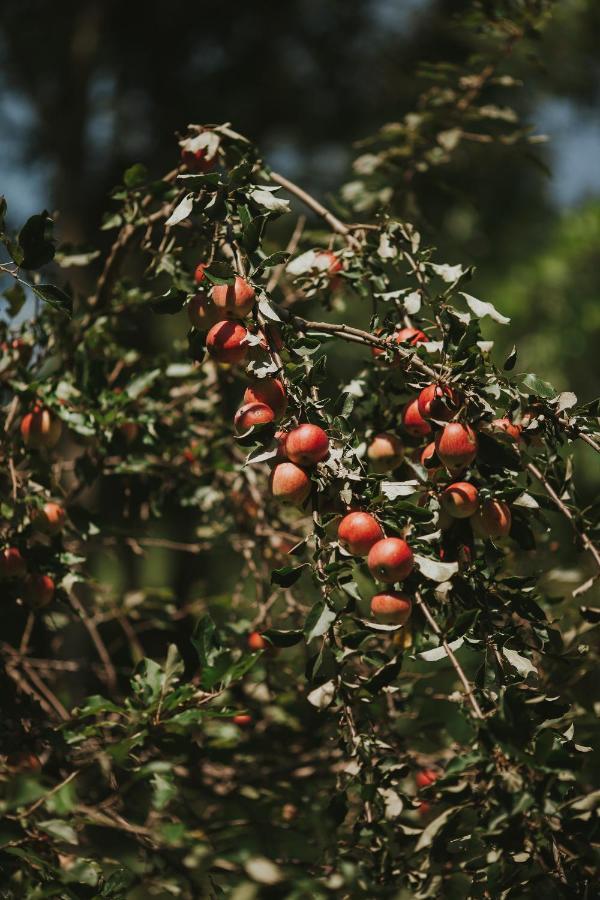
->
{"left": 269, "top": 462, "right": 311, "bottom": 505}
{"left": 20, "top": 406, "right": 62, "bottom": 449}
{"left": 0, "top": 547, "right": 26, "bottom": 579}
{"left": 243, "top": 378, "right": 287, "bottom": 419}
{"left": 187, "top": 293, "right": 221, "bottom": 330}
{"left": 35, "top": 502, "right": 66, "bottom": 535}
{"left": 472, "top": 499, "right": 511, "bottom": 539}
{"left": 367, "top": 432, "right": 404, "bottom": 472}
{"left": 491, "top": 417, "right": 522, "bottom": 442}
{"left": 285, "top": 424, "right": 329, "bottom": 466}
{"left": 402, "top": 399, "right": 432, "bottom": 438}
{"left": 440, "top": 482, "right": 479, "bottom": 519}
{"left": 180, "top": 146, "right": 214, "bottom": 173}
{"left": 370, "top": 591, "right": 412, "bottom": 624}
{"left": 435, "top": 422, "right": 478, "bottom": 472}
{"left": 232, "top": 714, "right": 252, "bottom": 727}
{"left": 416, "top": 769, "right": 438, "bottom": 789}
{"left": 338, "top": 511, "right": 384, "bottom": 556}
{"left": 248, "top": 631, "right": 267, "bottom": 651}
{"left": 206, "top": 320, "right": 249, "bottom": 364}
{"left": 24, "top": 573, "right": 55, "bottom": 607}
{"left": 420, "top": 441, "right": 441, "bottom": 477}
{"left": 194, "top": 263, "right": 208, "bottom": 284}
{"left": 274, "top": 429, "right": 288, "bottom": 460}
{"left": 211, "top": 276, "right": 255, "bottom": 319}
{"left": 417, "top": 383, "right": 459, "bottom": 421}
{"left": 314, "top": 250, "right": 343, "bottom": 290}
{"left": 367, "top": 537, "right": 414, "bottom": 583}
{"left": 234, "top": 402, "right": 275, "bottom": 433}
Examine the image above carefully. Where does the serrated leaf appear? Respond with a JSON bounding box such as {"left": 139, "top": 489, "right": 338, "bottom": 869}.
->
{"left": 521, "top": 373, "right": 556, "bottom": 399}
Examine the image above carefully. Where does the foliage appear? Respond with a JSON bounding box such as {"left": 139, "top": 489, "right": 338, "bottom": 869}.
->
{"left": 0, "top": 4, "right": 599, "bottom": 897}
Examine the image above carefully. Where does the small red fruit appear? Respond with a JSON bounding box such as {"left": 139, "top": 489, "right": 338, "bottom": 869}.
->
{"left": 247, "top": 632, "right": 268, "bottom": 652}
{"left": 232, "top": 714, "right": 252, "bottom": 727}
{"left": 274, "top": 429, "right": 288, "bottom": 460}
{"left": 371, "top": 327, "right": 427, "bottom": 364}
{"left": 416, "top": 769, "right": 438, "bottom": 789}
{"left": 194, "top": 263, "right": 208, "bottom": 284}
{"left": 211, "top": 276, "right": 255, "bottom": 319}
{"left": 338, "top": 512, "right": 384, "bottom": 556}
{"left": 370, "top": 591, "right": 412, "bottom": 624}
{"left": 35, "top": 502, "right": 66, "bottom": 535}
{"left": 243, "top": 378, "right": 287, "bottom": 419}
{"left": 20, "top": 407, "right": 62, "bottom": 449}
{"left": 440, "top": 482, "right": 479, "bottom": 519}
{"left": 420, "top": 441, "right": 441, "bottom": 477}
{"left": 367, "top": 433, "right": 404, "bottom": 472}
{"left": 285, "top": 424, "right": 329, "bottom": 466}
{"left": 491, "top": 418, "right": 522, "bottom": 442}
{"left": 402, "top": 399, "right": 431, "bottom": 438}
{"left": 0, "top": 547, "right": 27, "bottom": 579}
{"left": 187, "top": 293, "right": 221, "bottom": 330}
{"left": 472, "top": 499, "right": 511, "bottom": 539}
{"left": 435, "top": 423, "right": 478, "bottom": 473}
{"left": 367, "top": 538, "right": 414, "bottom": 583}
{"left": 269, "top": 462, "right": 311, "bottom": 506}
{"left": 180, "top": 146, "right": 214, "bottom": 173}
{"left": 315, "top": 249, "right": 343, "bottom": 277}
{"left": 417, "top": 384, "right": 458, "bottom": 421}
{"left": 206, "top": 320, "right": 248, "bottom": 364}
{"left": 24, "top": 574, "right": 55, "bottom": 607}
{"left": 234, "top": 402, "right": 275, "bottom": 433}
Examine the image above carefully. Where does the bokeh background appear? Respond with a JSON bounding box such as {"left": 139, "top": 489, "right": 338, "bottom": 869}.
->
{"left": 1, "top": 0, "right": 598, "bottom": 606}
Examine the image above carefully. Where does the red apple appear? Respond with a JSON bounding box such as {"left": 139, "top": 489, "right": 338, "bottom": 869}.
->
{"left": 180, "top": 146, "right": 214, "bottom": 173}
{"left": 243, "top": 378, "right": 287, "bottom": 419}
{"left": 338, "top": 511, "right": 384, "bottom": 556}
{"left": 20, "top": 406, "right": 62, "bottom": 449}
{"left": 491, "top": 418, "right": 522, "bottom": 442}
{"left": 315, "top": 250, "right": 343, "bottom": 277}
{"left": 367, "top": 433, "right": 404, "bottom": 473}
{"left": 248, "top": 631, "right": 268, "bottom": 651}
{"left": 435, "top": 423, "right": 478, "bottom": 472}
{"left": 0, "top": 547, "right": 26, "bottom": 579}
{"left": 206, "top": 320, "right": 249, "bottom": 364}
{"left": 417, "top": 383, "right": 459, "bottom": 421}
{"left": 472, "top": 499, "right": 511, "bottom": 539}
{"left": 269, "top": 462, "right": 311, "bottom": 506}
{"left": 234, "top": 402, "right": 275, "bottom": 433}
{"left": 232, "top": 714, "right": 252, "bottom": 727}
{"left": 402, "top": 399, "right": 431, "bottom": 438}
{"left": 440, "top": 482, "right": 479, "bottom": 519}
{"left": 420, "top": 441, "right": 441, "bottom": 477}
{"left": 370, "top": 591, "right": 412, "bottom": 624}
{"left": 416, "top": 769, "right": 438, "bottom": 789}
{"left": 285, "top": 424, "right": 329, "bottom": 466}
{"left": 194, "top": 263, "right": 208, "bottom": 284}
{"left": 367, "top": 537, "right": 414, "bottom": 583}
{"left": 211, "top": 276, "right": 255, "bottom": 319}
{"left": 274, "top": 430, "right": 288, "bottom": 460}
{"left": 24, "top": 574, "right": 55, "bottom": 607}
{"left": 35, "top": 502, "right": 66, "bottom": 535}
{"left": 187, "top": 293, "right": 221, "bottom": 330}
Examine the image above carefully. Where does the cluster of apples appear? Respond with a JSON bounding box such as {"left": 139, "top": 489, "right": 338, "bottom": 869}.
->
{"left": 0, "top": 545, "right": 56, "bottom": 608}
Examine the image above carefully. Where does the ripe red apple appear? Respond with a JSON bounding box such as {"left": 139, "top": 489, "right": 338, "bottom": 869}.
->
{"left": 206, "top": 320, "right": 249, "bottom": 364}
{"left": 248, "top": 631, "right": 268, "bottom": 651}
{"left": 20, "top": 406, "right": 62, "bottom": 449}
{"left": 285, "top": 424, "right": 329, "bottom": 466}
{"left": 269, "top": 462, "right": 311, "bottom": 505}
{"left": 234, "top": 402, "right": 275, "bottom": 433}
{"left": 367, "top": 433, "right": 404, "bottom": 473}
{"left": 274, "top": 429, "right": 288, "bottom": 460}
{"left": 180, "top": 146, "right": 214, "bottom": 173}
{"left": 24, "top": 574, "right": 55, "bottom": 607}
{"left": 315, "top": 249, "right": 343, "bottom": 278}
{"left": 491, "top": 418, "right": 522, "bottom": 442}
{"left": 420, "top": 441, "right": 441, "bottom": 477}
{"left": 194, "top": 263, "right": 208, "bottom": 284}
{"left": 440, "top": 482, "right": 479, "bottom": 519}
{"left": 243, "top": 378, "right": 287, "bottom": 419}
{"left": 402, "top": 399, "right": 432, "bottom": 438}
{"left": 416, "top": 769, "right": 438, "bottom": 789}
{"left": 0, "top": 547, "right": 26, "bottom": 579}
{"left": 211, "top": 276, "right": 255, "bottom": 319}
{"left": 232, "top": 713, "right": 252, "bottom": 727}
{"left": 367, "top": 537, "right": 414, "bottom": 583}
{"left": 338, "top": 511, "right": 384, "bottom": 556}
{"left": 472, "top": 499, "right": 511, "bottom": 539}
{"left": 370, "top": 591, "right": 412, "bottom": 625}
{"left": 187, "top": 293, "right": 221, "bottom": 330}
{"left": 435, "top": 422, "right": 478, "bottom": 472}
{"left": 417, "top": 383, "right": 459, "bottom": 421}
{"left": 35, "top": 502, "right": 66, "bottom": 535}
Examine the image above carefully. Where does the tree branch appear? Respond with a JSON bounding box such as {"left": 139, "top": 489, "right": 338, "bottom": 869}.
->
{"left": 269, "top": 171, "right": 361, "bottom": 250}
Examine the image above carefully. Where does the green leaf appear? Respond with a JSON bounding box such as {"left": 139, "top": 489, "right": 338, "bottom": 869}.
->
{"left": 521, "top": 373, "right": 556, "bottom": 399}
{"left": 504, "top": 345, "right": 517, "bottom": 370}
{"left": 460, "top": 292, "right": 510, "bottom": 325}
{"left": 151, "top": 287, "right": 186, "bottom": 314}
{"left": 151, "top": 772, "right": 177, "bottom": 811}
{"left": 502, "top": 646, "right": 537, "bottom": 678}
{"left": 123, "top": 163, "right": 149, "bottom": 188}
{"left": 271, "top": 564, "right": 308, "bottom": 587}
{"left": 38, "top": 818, "right": 78, "bottom": 845}
{"left": 31, "top": 282, "right": 73, "bottom": 315}
{"left": 304, "top": 600, "right": 336, "bottom": 642}
{"left": 191, "top": 615, "right": 221, "bottom": 667}
{"left": 17, "top": 211, "right": 55, "bottom": 269}
{"left": 261, "top": 628, "right": 303, "bottom": 647}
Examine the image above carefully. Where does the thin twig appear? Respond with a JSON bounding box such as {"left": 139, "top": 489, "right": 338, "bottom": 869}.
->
{"left": 68, "top": 590, "right": 118, "bottom": 692}
{"left": 269, "top": 171, "right": 361, "bottom": 250}
{"left": 414, "top": 592, "right": 485, "bottom": 720}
